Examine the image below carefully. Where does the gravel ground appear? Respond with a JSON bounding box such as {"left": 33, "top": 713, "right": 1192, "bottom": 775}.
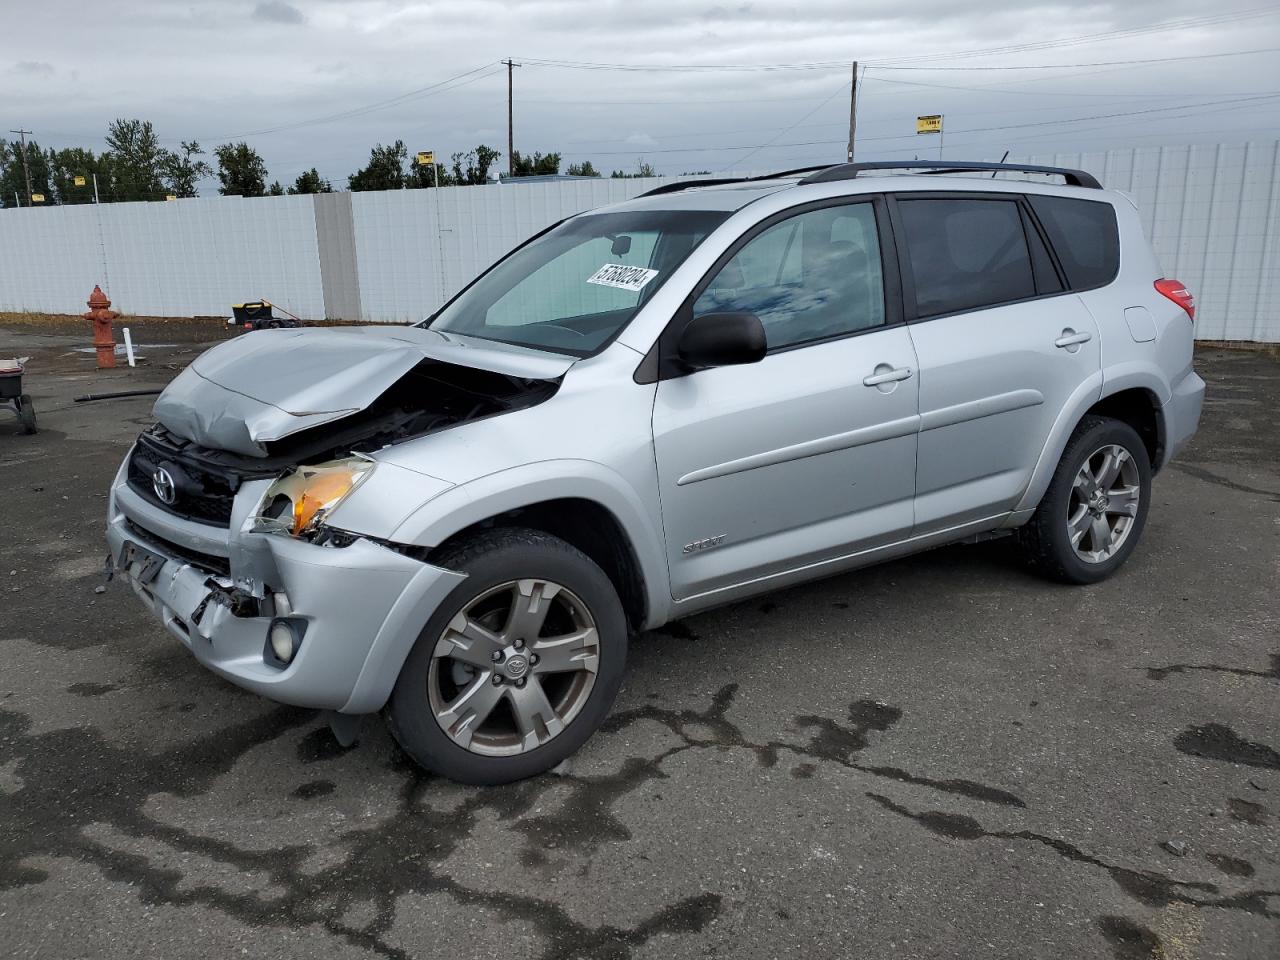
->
{"left": 0, "top": 331, "right": 1276, "bottom": 960}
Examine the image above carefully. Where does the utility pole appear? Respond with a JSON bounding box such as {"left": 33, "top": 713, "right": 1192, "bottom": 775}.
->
{"left": 846, "top": 62, "right": 858, "bottom": 163}
{"left": 9, "top": 128, "right": 34, "bottom": 205}
{"left": 502, "top": 59, "right": 520, "bottom": 178}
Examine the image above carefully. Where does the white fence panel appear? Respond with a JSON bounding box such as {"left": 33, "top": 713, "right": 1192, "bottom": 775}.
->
{"left": 0, "top": 204, "right": 107, "bottom": 313}
{"left": 349, "top": 176, "right": 684, "bottom": 323}
{"left": 1, "top": 149, "right": 1276, "bottom": 339}
{"left": 98, "top": 195, "right": 324, "bottom": 319}
{"left": 1021, "top": 142, "right": 1280, "bottom": 341}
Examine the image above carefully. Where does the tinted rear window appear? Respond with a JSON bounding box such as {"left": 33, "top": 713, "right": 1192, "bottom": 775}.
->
{"left": 1028, "top": 195, "right": 1119, "bottom": 290}
{"left": 897, "top": 198, "right": 1036, "bottom": 317}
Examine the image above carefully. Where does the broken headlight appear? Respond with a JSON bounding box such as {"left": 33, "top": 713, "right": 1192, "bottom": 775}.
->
{"left": 254, "top": 457, "right": 375, "bottom": 538}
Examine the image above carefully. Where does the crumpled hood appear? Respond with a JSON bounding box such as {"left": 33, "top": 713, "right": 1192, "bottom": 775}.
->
{"left": 153, "top": 326, "right": 575, "bottom": 457}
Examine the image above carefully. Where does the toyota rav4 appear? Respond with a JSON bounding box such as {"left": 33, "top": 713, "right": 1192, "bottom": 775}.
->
{"left": 107, "top": 161, "right": 1205, "bottom": 784}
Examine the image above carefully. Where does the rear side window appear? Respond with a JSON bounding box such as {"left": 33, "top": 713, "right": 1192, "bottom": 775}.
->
{"left": 1027, "top": 195, "right": 1119, "bottom": 290}
{"left": 897, "top": 198, "right": 1036, "bottom": 318}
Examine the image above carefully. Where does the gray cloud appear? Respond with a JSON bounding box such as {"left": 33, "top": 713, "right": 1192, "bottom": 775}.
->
{"left": 252, "top": 1, "right": 305, "bottom": 24}
{"left": 12, "top": 61, "right": 55, "bottom": 76}
{"left": 4, "top": 1, "right": 1277, "bottom": 192}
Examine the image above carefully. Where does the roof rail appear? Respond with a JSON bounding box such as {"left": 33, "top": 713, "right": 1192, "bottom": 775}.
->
{"left": 797, "top": 160, "right": 1101, "bottom": 189}
{"left": 636, "top": 165, "right": 833, "bottom": 198}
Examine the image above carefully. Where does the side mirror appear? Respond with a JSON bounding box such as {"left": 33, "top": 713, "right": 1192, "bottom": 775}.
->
{"left": 676, "top": 312, "right": 766, "bottom": 370}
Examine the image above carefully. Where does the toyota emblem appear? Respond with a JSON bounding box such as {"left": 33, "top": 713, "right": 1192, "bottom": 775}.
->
{"left": 152, "top": 467, "right": 177, "bottom": 505}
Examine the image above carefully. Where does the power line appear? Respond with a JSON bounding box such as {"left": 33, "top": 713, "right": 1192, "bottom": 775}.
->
{"left": 871, "top": 48, "right": 1280, "bottom": 70}
{"left": 518, "top": 45, "right": 1280, "bottom": 75}
{"left": 570, "top": 92, "right": 1280, "bottom": 157}
{"left": 718, "top": 81, "right": 851, "bottom": 172}
{"left": 871, "top": 6, "right": 1280, "bottom": 65}
{"left": 197, "top": 62, "right": 503, "bottom": 140}
{"left": 863, "top": 74, "right": 1280, "bottom": 99}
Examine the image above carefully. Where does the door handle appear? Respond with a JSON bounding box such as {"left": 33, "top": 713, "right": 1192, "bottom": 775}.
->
{"left": 863, "top": 365, "right": 913, "bottom": 387}
{"left": 1054, "top": 329, "right": 1093, "bottom": 349}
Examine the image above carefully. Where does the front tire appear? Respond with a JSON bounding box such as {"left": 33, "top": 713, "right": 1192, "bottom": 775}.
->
{"left": 386, "top": 527, "right": 627, "bottom": 785}
{"left": 1017, "top": 415, "right": 1152, "bottom": 584}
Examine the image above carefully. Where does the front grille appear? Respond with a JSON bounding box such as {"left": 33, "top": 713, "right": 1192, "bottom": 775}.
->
{"left": 127, "top": 428, "right": 239, "bottom": 527}
{"left": 124, "top": 519, "right": 231, "bottom": 577}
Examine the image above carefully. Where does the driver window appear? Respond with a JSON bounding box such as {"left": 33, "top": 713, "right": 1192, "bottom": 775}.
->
{"left": 487, "top": 232, "right": 658, "bottom": 327}
{"left": 692, "top": 203, "right": 884, "bottom": 350}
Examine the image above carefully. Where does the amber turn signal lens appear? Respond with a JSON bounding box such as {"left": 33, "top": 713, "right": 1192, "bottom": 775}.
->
{"left": 291, "top": 470, "right": 358, "bottom": 534}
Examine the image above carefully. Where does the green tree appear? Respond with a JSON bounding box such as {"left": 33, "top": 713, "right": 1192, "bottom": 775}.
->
{"left": 509, "top": 150, "right": 561, "bottom": 177}
{"left": 267, "top": 180, "right": 285, "bottom": 196}
{"left": 0, "top": 138, "right": 52, "bottom": 207}
{"left": 446, "top": 144, "right": 501, "bottom": 185}
{"left": 611, "top": 160, "right": 658, "bottom": 179}
{"left": 408, "top": 161, "right": 454, "bottom": 189}
{"left": 214, "top": 142, "right": 269, "bottom": 197}
{"left": 104, "top": 118, "right": 168, "bottom": 201}
{"left": 288, "top": 168, "right": 333, "bottom": 194}
{"left": 566, "top": 160, "right": 600, "bottom": 177}
{"left": 47, "top": 146, "right": 106, "bottom": 204}
{"left": 162, "top": 140, "right": 212, "bottom": 198}
{"left": 348, "top": 140, "right": 409, "bottom": 191}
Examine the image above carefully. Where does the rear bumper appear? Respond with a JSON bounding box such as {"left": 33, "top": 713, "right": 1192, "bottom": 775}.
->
{"left": 107, "top": 457, "right": 465, "bottom": 714}
{"left": 1161, "top": 369, "right": 1205, "bottom": 468}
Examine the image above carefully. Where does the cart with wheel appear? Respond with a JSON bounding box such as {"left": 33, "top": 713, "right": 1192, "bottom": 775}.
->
{"left": 1, "top": 359, "right": 36, "bottom": 434}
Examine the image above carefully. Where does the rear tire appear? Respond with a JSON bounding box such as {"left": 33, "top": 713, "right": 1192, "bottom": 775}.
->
{"left": 1017, "top": 415, "right": 1151, "bottom": 584}
{"left": 386, "top": 527, "right": 627, "bottom": 785}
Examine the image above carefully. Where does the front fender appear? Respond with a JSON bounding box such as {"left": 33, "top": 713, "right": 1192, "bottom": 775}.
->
{"left": 389, "top": 460, "right": 673, "bottom": 629}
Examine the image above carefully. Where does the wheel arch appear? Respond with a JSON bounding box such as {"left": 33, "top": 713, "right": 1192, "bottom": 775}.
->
{"left": 390, "top": 463, "right": 672, "bottom": 632}
{"left": 1014, "top": 370, "right": 1168, "bottom": 515}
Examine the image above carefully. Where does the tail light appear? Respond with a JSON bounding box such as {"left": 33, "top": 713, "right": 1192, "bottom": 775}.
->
{"left": 1155, "top": 279, "right": 1195, "bottom": 321}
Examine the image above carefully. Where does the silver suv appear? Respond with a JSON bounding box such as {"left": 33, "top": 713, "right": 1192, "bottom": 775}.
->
{"left": 107, "top": 161, "right": 1205, "bottom": 784}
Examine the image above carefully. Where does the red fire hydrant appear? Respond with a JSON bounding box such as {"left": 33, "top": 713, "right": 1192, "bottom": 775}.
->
{"left": 84, "top": 286, "right": 118, "bottom": 369}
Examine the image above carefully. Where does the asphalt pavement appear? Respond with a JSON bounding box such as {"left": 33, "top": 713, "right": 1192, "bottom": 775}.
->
{"left": 1, "top": 329, "right": 1276, "bottom": 959}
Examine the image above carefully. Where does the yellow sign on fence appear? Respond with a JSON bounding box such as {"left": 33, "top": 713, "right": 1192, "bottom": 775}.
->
{"left": 31, "top": 193, "right": 45, "bottom": 202}
{"left": 916, "top": 115, "right": 943, "bottom": 134}
{"left": 416, "top": 151, "right": 435, "bottom": 166}
{"left": 73, "top": 175, "right": 86, "bottom": 187}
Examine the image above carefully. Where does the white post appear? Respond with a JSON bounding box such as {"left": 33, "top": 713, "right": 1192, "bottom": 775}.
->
{"left": 92, "top": 173, "right": 100, "bottom": 204}
{"left": 122, "top": 327, "right": 136, "bottom": 367}
{"left": 433, "top": 162, "right": 447, "bottom": 312}
{"left": 939, "top": 116, "right": 945, "bottom": 161}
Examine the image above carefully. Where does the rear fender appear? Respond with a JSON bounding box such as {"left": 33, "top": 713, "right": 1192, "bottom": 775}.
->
{"left": 1010, "top": 370, "right": 1104, "bottom": 517}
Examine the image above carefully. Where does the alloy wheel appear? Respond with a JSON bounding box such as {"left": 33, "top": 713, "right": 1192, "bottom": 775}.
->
{"left": 1067, "top": 443, "right": 1141, "bottom": 564}
{"left": 427, "top": 579, "right": 600, "bottom": 757}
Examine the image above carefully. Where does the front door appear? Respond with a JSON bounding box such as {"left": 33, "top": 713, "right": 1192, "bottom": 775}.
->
{"left": 652, "top": 199, "right": 920, "bottom": 602}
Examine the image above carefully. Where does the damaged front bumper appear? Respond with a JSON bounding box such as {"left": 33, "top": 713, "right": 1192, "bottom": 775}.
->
{"left": 106, "top": 457, "right": 465, "bottom": 715}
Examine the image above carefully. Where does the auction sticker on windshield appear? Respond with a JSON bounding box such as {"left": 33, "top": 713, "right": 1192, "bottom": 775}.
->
{"left": 586, "top": 264, "right": 659, "bottom": 291}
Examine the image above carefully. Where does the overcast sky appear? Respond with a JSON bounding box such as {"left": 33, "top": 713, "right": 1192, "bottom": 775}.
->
{"left": 5, "top": 0, "right": 1280, "bottom": 190}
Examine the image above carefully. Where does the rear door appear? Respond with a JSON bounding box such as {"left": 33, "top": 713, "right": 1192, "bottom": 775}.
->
{"left": 651, "top": 197, "right": 920, "bottom": 601}
{"left": 889, "top": 193, "right": 1101, "bottom": 531}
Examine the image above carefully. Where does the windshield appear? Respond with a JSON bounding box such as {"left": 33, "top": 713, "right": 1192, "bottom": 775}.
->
{"left": 427, "top": 209, "right": 730, "bottom": 356}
